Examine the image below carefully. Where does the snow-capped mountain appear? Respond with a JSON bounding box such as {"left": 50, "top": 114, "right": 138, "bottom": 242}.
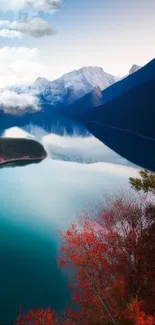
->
{"left": 10, "top": 66, "right": 119, "bottom": 107}
{"left": 8, "top": 65, "right": 143, "bottom": 111}
{"left": 8, "top": 64, "right": 142, "bottom": 107}
{"left": 56, "top": 66, "right": 118, "bottom": 95}
{"left": 129, "top": 64, "right": 141, "bottom": 75}
{"left": 33, "top": 67, "right": 118, "bottom": 105}
{"left": 0, "top": 60, "right": 150, "bottom": 135}
{"left": 34, "top": 77, "right": 52, "bottom": 89}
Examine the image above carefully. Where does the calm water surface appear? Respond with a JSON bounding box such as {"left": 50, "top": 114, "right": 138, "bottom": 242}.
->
{"left": 0, "top": 157, "right": 137, "bottom": 324}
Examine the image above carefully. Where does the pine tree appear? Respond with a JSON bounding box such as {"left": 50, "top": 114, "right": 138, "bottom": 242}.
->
{"left": 129, "top": 170, "right": 155, "bottom": 195}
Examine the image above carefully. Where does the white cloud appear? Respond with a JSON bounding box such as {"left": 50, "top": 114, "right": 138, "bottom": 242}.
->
{"left": 0, "top": 47, "right": 39, "bottom": 62}
{"left": 0, "top": 47, "right": 45, "bottom": 87}
{"left": 0, "top": 90, "right": 39, "bottom": 114}
{"left": 0, "top": 29, "right": 22, "bottom": 38}
{"left": 42, "top": 133, "right": 135, "bottom": 166}
{"left": 26, "top": 0, "right": 63, "bottom": 12}
{"left": 0, "top": 0, "right": 62, "bottom": 12}
{"left": 0, "top": 75, "right": 20, "bottom": 88}
{"left": 0, "top": 0, "right": 25, "bottom": 11}
{"left": 0, "top": 17, "right": 55, "bottom": 38}
{"left": 10, "top": 59, "right": 44, "bottom": 75}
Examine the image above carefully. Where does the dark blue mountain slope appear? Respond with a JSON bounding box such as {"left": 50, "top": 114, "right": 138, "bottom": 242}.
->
{"left": 99, "top": 58, "right": 155, "bottom": 105}
{"left": 76, "top": 78, "right": 155, "bottom": 171}
{"left": 64, "top": 59, "right": 155, "bottom": 118}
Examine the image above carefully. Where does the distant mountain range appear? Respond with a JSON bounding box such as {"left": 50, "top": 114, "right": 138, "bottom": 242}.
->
{"left": 9, "top": 65, "right": 141, "bottom": 108}
{"left": 10, "top": 66, "right": 119, "bottom": 107}
{"left": 0, "top": 63, "right": 142, "bottom": 134}
{"left": 1, "top": 59, "right": 155, "bottom": 171}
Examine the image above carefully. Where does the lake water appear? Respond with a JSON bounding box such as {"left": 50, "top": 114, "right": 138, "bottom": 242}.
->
{"left": 0, "top": 128, "right": 138, "bottom": 324}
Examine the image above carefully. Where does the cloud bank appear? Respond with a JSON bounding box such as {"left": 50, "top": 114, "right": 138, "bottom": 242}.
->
{"left": 0, "top": 17, "right": 56, "bottom": 38}
{"left": 0, "top": 47, "right": 39, "bottom": 61}
{"left": 0, "top": 0, "right": 63, "bottom": 12}
{"left": 26, "top": 0, "right": 63, "bottom": 12}
{"left": 0, "top": 90, "right": 39, "bottom": 114}
{"left": 0, "top": 29, "right": 22, "bottom": 39}
{"left": 0, "top": 0, "right": 62, "bottom": 39}
{"left": 42, "top": 133, "right": 134, "bottom": 166}
{"left": 0, "top": 47, "right": 44, "bottom": 87}
{"left": 0, "top": 0, "right": 63, "bottom": 83}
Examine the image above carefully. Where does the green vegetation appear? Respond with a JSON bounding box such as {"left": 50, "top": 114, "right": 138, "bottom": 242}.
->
{"left": 129, "top": 169, "right": 155, "bottom": 195}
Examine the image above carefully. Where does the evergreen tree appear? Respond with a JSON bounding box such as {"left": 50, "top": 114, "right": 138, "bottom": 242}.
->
{"left": 129, "top": 170, "right": 155, "bottom": 195}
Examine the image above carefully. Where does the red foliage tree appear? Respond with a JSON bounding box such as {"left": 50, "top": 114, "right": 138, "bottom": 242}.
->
{"left": 16, "top": 307, "right": 55, "bottom": 325}
{"left": 126, "top": 299, "right": 155, "bottom": 325}
{"left": 16, "top": 307, "right": 73, "bottom": 325}
{"left": 59, "top": 197, "right": 155, "bottom": 325}
{"left": 16, "top": 196, "right": 155, "bottom": 325}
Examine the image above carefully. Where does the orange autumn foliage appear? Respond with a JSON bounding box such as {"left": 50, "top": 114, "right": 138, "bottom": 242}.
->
{"left": 59, "top": 198, "right": 155, "bottom": 325}
{"left": 16, "top": 197, "right": 155, "bottom": 325}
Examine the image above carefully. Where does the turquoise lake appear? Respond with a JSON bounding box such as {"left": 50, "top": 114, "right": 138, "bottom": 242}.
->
{"left": 0, "top": 133, "right": 138, "bottom": 324}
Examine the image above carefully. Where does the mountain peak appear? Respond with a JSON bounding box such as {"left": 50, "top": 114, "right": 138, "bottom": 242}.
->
{"left": 79, "top": 66, "right": 104, "bottom": 72}
{"left": 129, "top": 64, "right": 141, "bottom": 75}
{"left": 34, "top": 77, "right": 51, "bottom": 87}
{"left": 35, "top": 77, "right": 50, "bottom": 82}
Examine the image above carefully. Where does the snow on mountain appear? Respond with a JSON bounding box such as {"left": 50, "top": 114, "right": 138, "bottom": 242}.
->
{"left": 58, "top": 66, "right": 118, "bottom": 93}
{"left": 33, "top": 67, "right": 118, "bottom": 91}
{"left": 28, "top": 66, "right": 119, "bottom": 106}
{"left": 34, "top": 77, "right": 52, "bottom": 90}
{"left": 3, "top": 64, "right": 142, "bottom": 114}
{"left": 129, "top": 64, "right": 141, "bottom": 75}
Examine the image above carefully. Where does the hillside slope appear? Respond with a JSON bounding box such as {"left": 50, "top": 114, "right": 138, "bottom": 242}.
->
{"left": 77, "top": 79, "right": 155, "bottom": 171}
{"left": 66, "top": 60, "right": 153, "bottom": 118}
{"left": 74, "top": 59, "right": 155, "bottom": 171}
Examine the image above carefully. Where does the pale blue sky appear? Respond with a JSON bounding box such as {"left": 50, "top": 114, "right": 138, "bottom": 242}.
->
{"left": 0, "top": 0, "right": 154, "bottom": 86}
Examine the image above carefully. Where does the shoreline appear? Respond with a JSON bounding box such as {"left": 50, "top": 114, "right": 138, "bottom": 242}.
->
{"left": 0, "top": 155, "right": 47, "bottom": 165}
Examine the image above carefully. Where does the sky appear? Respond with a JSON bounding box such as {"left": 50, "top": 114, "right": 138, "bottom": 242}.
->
{"left": 0, "top": 0, "right": 154, "bottom": 87}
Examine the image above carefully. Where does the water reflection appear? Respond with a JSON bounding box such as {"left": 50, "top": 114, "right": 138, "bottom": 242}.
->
{"left": 0, "top": 149, "right": 138, "bottom": 324}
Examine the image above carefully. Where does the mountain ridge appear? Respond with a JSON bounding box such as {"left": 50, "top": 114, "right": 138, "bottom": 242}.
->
{"left": 129, "top": 64, "right": 141, "bottom": 75}
{"left": 75, "top": 59, "right": 155, "bottom": 171}
{"left": 0, "top": 60, "right": 148, "bottom": 137}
